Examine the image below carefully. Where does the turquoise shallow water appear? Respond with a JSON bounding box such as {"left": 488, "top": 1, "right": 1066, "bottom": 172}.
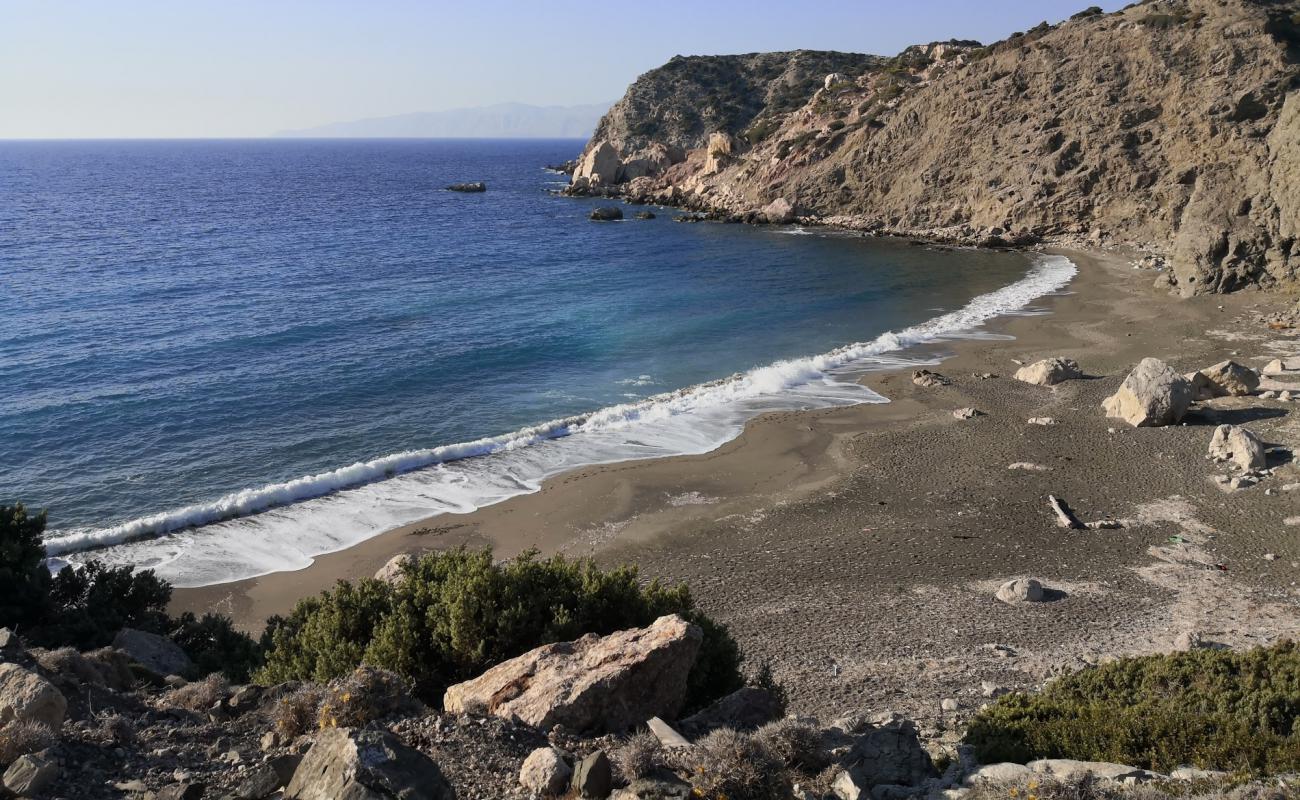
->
{"left": 0, "top": 138, "right": 1073, "bottom": 585}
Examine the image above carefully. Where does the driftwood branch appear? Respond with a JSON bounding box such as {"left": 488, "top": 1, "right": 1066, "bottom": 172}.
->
{"left": 1049, "top": 495, "right": 1084, "bottom": 529}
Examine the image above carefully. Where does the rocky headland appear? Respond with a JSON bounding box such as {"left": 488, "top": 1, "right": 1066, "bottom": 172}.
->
{"left": 564, "top": 0, "right": 1299, "bottom": 295}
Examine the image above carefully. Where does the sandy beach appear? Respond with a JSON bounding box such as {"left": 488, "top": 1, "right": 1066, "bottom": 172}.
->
{"left": 174, "top": 246, "right": 1300, "bottom": 728}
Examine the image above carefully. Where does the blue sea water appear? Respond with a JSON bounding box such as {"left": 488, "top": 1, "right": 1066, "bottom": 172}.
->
{"left": 0, "top": 139, "right": 1075, "bottom": 586}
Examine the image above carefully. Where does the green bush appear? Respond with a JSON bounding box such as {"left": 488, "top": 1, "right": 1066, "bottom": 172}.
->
{"left": 966, "top": 642, "right": 1300, "bottom": 774}
{"left": 258, "top": 548, "right": 744, "bottom": 711}
{"left": 0, "top": 502, "right": 261, "bottom": 681}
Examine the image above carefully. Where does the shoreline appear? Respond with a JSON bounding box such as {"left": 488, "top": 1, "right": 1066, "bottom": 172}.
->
{"left": 173, "top": 244, "right": 1300, "bottom": 727}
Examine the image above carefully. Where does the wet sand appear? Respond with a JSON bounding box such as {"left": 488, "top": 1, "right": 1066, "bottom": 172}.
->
{"left": 174, "top": 247, "right": 1300, "bottom": 727}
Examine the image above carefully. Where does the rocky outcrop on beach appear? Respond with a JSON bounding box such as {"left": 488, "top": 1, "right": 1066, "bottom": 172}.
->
{"left": 567, "top": 0, "right": 1300, "bottom": 294}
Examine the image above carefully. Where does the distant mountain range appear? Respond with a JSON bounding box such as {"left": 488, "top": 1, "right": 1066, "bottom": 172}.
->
{"left": 275, "top": 101, "right": 612, "bottom": 139}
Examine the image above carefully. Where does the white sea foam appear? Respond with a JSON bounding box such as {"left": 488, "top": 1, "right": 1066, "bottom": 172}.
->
{"left": 46, "top": 255, "right": 1077, "bottom": 587}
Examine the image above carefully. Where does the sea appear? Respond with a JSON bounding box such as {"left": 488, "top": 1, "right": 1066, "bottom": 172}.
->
{"left": 0, "top": 139, "right": 1076, "bottom": 587}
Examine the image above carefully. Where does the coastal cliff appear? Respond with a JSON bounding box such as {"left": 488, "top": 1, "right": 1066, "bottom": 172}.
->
{"left": 569, "top": 0, "right": 1300, "bottom": 295}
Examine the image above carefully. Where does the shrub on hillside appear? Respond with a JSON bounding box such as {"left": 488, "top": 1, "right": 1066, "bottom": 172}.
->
{"left": 0, "top": 502, "right": 262, "bottom": 681}
{"left": 258, "top": 547, "right": 744, "bottom": 711}
{"left": 0, "top": 721, "right": 56, "bottom": 766}
{"left": 681, "top": 727, "right": 788, "bottom": 800}
{"left": 966, "top": 642, "right": 1300, "bottom": 774}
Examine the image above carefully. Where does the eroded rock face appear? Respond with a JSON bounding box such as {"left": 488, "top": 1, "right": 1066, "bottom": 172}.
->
{"left": 284, "top": 727, "right": 453, "bottom": 800}
{"left": 442, "top": 614, "right": 702, "bottom": 734}
{"left": 0, "top": 663, "right": 67, "bottom": 729}
{"left": 1102, "top": 358, "right": 1192, "bottom": 427}
{"left": 1014, "top": 357, "right": 1082, "bottom": 386}
{"left": 113, "top": 628, "right": 192, "bottom": 677}
{"left": 574, "top": 141, "right": 623, "bottom": 187}
{"left": 1208, "top": 424, "right": 1266, "bottom": 471}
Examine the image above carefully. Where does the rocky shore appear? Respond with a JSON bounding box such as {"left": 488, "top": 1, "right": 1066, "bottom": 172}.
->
{"left": 562, "top": 0, "right": 1298, "bottom": 295}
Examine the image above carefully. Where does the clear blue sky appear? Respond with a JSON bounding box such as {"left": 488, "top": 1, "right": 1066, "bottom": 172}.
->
{"left": 1, "top": 1, "right": 1127, "bottom": 138}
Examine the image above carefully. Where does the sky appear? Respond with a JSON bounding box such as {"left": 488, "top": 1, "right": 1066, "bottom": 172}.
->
{"left": 0, "top": 1, "right": 1129, "bottom": 139}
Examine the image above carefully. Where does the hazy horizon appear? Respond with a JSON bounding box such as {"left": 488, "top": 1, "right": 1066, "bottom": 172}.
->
{"left": 2, "top": 0, "right": 1128, "bottom": 140}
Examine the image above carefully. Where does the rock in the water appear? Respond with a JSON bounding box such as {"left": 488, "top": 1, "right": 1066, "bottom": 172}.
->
{"left": 519, "top": 747, "right": 572, "bottom": 797}
{"left": 1207, "top": 424, "right": 1266, "bottom": 471}
{"left": 1014, "top": 357, "right": 1082, "bottom": 386}
{"left": 373, "top": 553, "right": 413, "bottom": 583}
{"left": 995, "top": 578, "right": 1044, "bottom": 604}
{"left": 571, "top": 750, "right": 612, "bottom": 798}
{"left": 3, "top": 753, "right": 58, "bottom": 796}
{"left": 760, "top": 197, "right": 795, "bottom": 224}
{"left": 445, "top": 181, "right": 486, "bottom": 192}
{"left": 634, "top": 210, "right": 656, "bottom": 219}
{"left": 113, "top": 628, "right": 193, "bottom": 677}
{"left": 0, "top": 663, "right": 67, "bottom": 729}
{"left": 1196, "top": 360, "right": 1260, "bottom": 397}
{"left": 590, "top": 206, "right": 624, "bottom": 221}
{"left": 679, "top": 686, "right": 781, "bottom": 736}
{"left": 285, "top": 727, "right": 453, "bottom": 800}
{"left": 1101, "top": 358, "right": 1192, "bottom": 427}
{"left": 443, "top": 614, "right": 702, "bottom": 733}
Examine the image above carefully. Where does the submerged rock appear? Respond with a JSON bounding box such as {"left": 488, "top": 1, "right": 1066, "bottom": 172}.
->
{"left": 446, "top": 181, "right": 486, "bottom": 192}
{"left": 590, "top": 206, "right": 624, "bottom": 221}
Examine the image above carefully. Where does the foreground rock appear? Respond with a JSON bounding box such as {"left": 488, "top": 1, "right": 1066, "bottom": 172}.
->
{"left": 284, "top": 727, "right": 453, "bottom": 800}
{"left": 3, "top": 753, "right": 59, "bottom": 796}
{"left": 113, "top": 628, "right": 192, "bottom": 676}
{"left": 0, "top": 663, "right": 67, "bottom": 729}
{"left": 1102, "top": 358, "right": 1192, "bottom": 427}
{"left": 1208, "top": 424, "right": 1267, "bottom": 471}
{"left": 445, "top": 181, "right": 486, "bottom": 192}
{"left": 830, "top": 716, "right": 938, "bottom": 797}
{"left": 590, "top": 206, "right": 624, "bottom": 221}
{"left": 679, "top": 686, "right": 781, "bottom": 736}
{"left": 443, "top": 614, "right": 702, "bottom": 733}
{"left": 1013, "top": 357, "right": 1082, "bottom": 386}
{"left": 519, "top": 747, "right": 571, "bottom": 796}
{"left": 1028, "top": 758, "right": 1165, "bottom": 784}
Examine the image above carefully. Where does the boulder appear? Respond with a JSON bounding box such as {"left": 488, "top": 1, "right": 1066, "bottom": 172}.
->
{"left": 760, "top": 197, "right": 795, "bottom": 224}
{"left": 443, "top": 614, "right": 702, "bottom": 734}
{"left": 1028, "top": 758, "right": 1165, "bottom": 784}
{"left": 519, "top": 747, "right": 572, "bottom": 797}
{"left": 635, "top": 211, "right": 656, "bottom": 220}
{"left": 113, "top": 628, "right": 193, "bottom": 677}
{"left": 155, "top": 783, "right": 206, "bottom": 800}
{"left": 232, "top": 756, "right": 300, "bottom": 800}
{"left": 0, "top": 664, "right": 66, "bottom": 729}
{"left": 571, "top": 750, "right": 612, "bottom": 798}
{"left": 1208, "top": 424, "right": 1266, "bottom": 471}
{"left": 1263, "top": 358, "right": 1300, "bottom": 375}
{"left": 445, "top": 182, "right": 486, "bottom": 193}
{"left": 995, "top": 578, "right": 1044, "bottom": 604}
{"left": 834, "top": 717, "right": 937, "bottom": 791}
{"left": 575, "top": 141, "right": 622, "bottom": 185}
{"left": 1101, "top": 358, "right": 1193, "bottom": 427}
{"left": 679, "top": 686, "right": 781, "bottom": 736}
{"left": 590, "top": 207, "right": 624, "bottom": 221}
{"left": 284, "top": 727, "right": 453, "bottom": 800}
{"left": 964, "top": 762, "right": 1032, "bottom": 785}
{"left": 825, "top": 72, "right": 850, "bottom": 90}
{"left": 1196, "top": 360, "right": 1260, "bottom": 397}
{"left": 1014, "top": 357, "right": 1082, "bottom": 386}
{"left": 373, "top": 553, "right": 413, "bottom": 583}
{"left": 1187, "top": 370, "right": 1215, "bottom": 401}
{"left": 3, "top": 753, "right": 58, "bottom": 796}
{"left": 952, "top": 407, "right": 983, "bottom": 420}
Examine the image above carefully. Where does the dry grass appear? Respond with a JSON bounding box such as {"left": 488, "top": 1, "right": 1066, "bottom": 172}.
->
{"left": 162, "top": 673, "right": 228, "bottom": 712}
{"left": 0, "top": 721, "right": 56, "bottom": 766}
{"left": 273, "top": 685, "right": 325, "bottom": 739}
{"left": 753, "top": 718, "right": 827, "bottom": 771}
{"left": 681, "top": 727, "right": 788, "bottom": 800}
{"left": 316, "top": 665, "right": 414, "bottom": 729}
{"left": 613, "top": 729, "right": 664, "bottom": 781}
